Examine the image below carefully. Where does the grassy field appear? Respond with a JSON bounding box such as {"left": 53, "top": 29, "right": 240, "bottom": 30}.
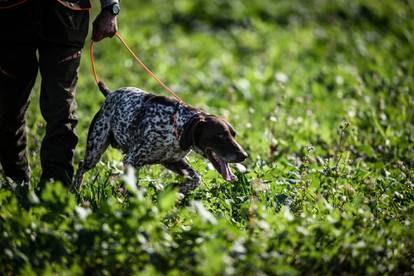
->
{"left": 1, "top": 0, "right": 414, "bottom": 274}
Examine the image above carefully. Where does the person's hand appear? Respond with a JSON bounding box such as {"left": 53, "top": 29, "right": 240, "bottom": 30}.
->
{"left": 92, "top": 9, "right": 117, "bottom": 42}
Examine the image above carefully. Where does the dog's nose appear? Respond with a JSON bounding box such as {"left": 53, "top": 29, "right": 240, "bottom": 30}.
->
{"left": 238, "top": 151, "right": 248, "bottom": 162}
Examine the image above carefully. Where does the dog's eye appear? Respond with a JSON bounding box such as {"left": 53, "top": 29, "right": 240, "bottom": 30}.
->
{"left": 218, "top": 134, "right": 226, "bottom": 139}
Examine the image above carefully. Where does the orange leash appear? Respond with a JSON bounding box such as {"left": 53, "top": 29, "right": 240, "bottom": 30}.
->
{"left": 89, "top": 40, "right": 98, "bottom": 86}
{"left": 90, "top": 32, "right": 183, "bottom": 103}
{"left": 90, "top": 33, "right": 183, "bottom": 139}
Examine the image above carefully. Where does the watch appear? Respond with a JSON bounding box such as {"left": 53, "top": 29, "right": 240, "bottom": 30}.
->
{"left": 105, "top": 3, "right": 120, "bottom": 16}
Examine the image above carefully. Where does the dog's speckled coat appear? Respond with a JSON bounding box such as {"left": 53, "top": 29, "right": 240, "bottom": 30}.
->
{"left": 72, "top": 85, "right": 247, "bottom": 194}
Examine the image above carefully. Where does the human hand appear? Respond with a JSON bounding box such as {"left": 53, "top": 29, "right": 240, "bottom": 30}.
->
{"left": 92, "top": 9, "right": 117, "bottom": 42}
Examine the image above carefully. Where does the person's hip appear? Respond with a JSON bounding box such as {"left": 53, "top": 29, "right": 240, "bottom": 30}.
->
{"left": 0, "top": 0, "right": 91, "bottom": 47}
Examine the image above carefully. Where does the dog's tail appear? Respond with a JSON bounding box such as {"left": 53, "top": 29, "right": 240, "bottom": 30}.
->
{"left": 98, "top": 81, "right": 110, "bottom": 97}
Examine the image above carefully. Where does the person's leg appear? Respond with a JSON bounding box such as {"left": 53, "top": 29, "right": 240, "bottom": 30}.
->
{"left": 0, "top": 45, "right": 38, "bottom": 183}
{"left": 38, "top": 44, "right": 82, "bottom": 187}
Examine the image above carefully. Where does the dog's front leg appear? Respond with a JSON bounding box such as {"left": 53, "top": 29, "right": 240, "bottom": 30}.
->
{"left": 162, "top": 160, "right": 201, "bottom": 194}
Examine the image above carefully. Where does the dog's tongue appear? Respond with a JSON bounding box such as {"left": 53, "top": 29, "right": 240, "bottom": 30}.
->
{"left": 218, "top": 160, "right": 236, "bottom": 181}
{"left": 207, "top": 149, "right": 236, "bottom": 182}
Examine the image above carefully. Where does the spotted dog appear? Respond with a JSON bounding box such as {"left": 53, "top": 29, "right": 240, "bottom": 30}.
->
{"left": 72, "top": 82, "right": 247, "bottom": 194}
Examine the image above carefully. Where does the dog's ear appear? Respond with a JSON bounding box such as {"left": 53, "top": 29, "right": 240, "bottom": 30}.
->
{"left": 226, "top": 121, "right": 236, "bottom": 137}
{"left": 180, "top": 115, "right": 205, "bottom": 150}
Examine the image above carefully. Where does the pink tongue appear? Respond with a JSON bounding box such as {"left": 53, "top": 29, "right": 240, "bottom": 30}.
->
{"left": 208, "top": 149, "right": 236, "bottom": 182}
{"left": 217, "top": 159, "right": 236, "bottom": 182}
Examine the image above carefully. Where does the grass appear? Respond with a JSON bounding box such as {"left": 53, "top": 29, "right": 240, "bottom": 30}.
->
{"left": 1, "top": 0, "right": 414, "bottom": 274}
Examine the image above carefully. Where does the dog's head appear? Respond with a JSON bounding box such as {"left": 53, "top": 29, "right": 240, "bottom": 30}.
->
{"left": 180, "top": 114, "right": 248, "bottom": 181}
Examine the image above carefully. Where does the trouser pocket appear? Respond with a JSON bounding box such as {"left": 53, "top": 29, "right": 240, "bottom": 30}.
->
{"left": 41, "top": 0, "right": 91, "bottom": 47}
{"left": 0, "top": 0, "right": 35, "bottom": 43}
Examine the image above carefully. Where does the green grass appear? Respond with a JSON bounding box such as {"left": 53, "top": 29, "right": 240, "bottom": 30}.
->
{"left": 1, "top": 0, "right": 414, "bottom": 274}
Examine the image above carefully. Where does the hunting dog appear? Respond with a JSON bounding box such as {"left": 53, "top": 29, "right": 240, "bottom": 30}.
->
{"left": 72, "top": 82, "right": 247, "bottom": 194}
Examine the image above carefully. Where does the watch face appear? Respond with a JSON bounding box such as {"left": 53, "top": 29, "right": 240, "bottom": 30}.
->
{"left": 112, "top": 4, "right": 120, "bottom": 15}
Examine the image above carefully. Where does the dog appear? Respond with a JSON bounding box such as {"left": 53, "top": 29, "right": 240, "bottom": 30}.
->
{"left": 72, "top": 81, "right": 247, "bottom": 194}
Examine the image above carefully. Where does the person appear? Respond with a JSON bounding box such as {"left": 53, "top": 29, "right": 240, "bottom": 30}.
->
{"left": 0, "top": 0, "right": 120, "bottom": 192}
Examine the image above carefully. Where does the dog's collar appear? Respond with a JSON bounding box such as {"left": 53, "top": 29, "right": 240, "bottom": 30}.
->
{"left": 178, "top": 112, "right": 204, "bottom": 149}
{"left": 171, "top": 101, "right": 204, "bottom": 147}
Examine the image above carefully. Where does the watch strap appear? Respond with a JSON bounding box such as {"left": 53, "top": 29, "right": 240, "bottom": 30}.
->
{"left": 100, "top": 0, "right": 118, "bottom": 9}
